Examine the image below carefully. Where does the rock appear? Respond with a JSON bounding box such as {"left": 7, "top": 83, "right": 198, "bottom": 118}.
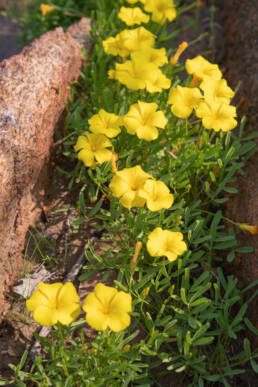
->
{"left": 0, "top": 17, "right": 91, "bottom": 320}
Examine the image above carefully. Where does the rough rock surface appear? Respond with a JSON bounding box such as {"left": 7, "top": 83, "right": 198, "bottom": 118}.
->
{"left": 222, "top": 0, "right": 258, "bottom": 341}
{"left": 0, "top": 17, "right": 91, "bottom": 319}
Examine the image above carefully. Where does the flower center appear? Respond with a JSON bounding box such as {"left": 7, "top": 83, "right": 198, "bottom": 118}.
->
{"left": 91, "top": 144, "right": 98, "bottom": 152}
{"left": 101, "top": 305, "right": 110, "bottom": 315}
{"left": 157, "top": 3, "right": 166, "bottom": 12}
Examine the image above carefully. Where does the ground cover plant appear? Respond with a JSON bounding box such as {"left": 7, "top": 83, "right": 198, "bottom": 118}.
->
{"left": 1, "top": 0, "right": 258, "bottom": 386}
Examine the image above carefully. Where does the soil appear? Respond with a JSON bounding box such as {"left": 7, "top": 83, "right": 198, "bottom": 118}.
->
{"left": 0, "top": 0, "right": 257, "bottom": 385}
{"left": 220, "top": 0, "right": 258, "bottom": 349}
{"left": 0, "top": 14, "right": 21, "bottom": 61}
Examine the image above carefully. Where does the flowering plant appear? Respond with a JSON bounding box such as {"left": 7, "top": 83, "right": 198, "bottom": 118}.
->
{"left": 5, "top": 0, "right": 258, "bottom": 385}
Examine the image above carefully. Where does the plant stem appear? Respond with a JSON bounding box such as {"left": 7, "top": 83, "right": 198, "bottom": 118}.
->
{"left": 57, "top": 324, "right": 69, "bottom": 378}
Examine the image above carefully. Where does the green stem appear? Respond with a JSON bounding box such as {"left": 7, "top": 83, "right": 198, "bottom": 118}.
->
{"left": 178, "top": 1, "right": 198, "bottom": 16}
{"left": 198, "top": 209, "right": 241, "bottom": 228}
{"left": 57, "top": 324, "right": 69, "bottom": 378}
{"left": 188, "top": 32, "right": 209, "bottom": 47}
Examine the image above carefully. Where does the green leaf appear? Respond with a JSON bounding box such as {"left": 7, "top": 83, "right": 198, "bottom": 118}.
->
{"left": 79, "top": 270, "right": 95, "bottom": 282}
{"left": 227, "top": 250, "right": 235, "bottom": 262}
{"left": 193, "top": 336, "right": 214, "bottom": 346}
{"left": 243, "top": 338, "right": 251, "bottom": 356}
{"left": 177, "top": 333, "right": 183, "bottom": 353}
{"left": 251, "top": 359, "right": 258, "bottom": 373}
{"left": 223, "top": 186, "right": 238, "bottom": 194}
{"left": 175, "top": 365, "right": 186, "bottom": 373}
{"left": 217, "top": 267, "right": 227, "bottom": 290}
{"left": 190, "top": 297, "right": 210, "bottom": 307}
{"left": 204, "top": 375, "right": 221, "bottom": 382}
{"left": 214, "top": 239, "right": 236, "bottom": 250}
{"left": 231, "top": 304, "right": 248, "bottom": 327}
{"left": 180, "top": 288, "right": 188, "bottom": 305}
{"left": 192, "top": 322, "right": 210, "bottom": 341}
{"left": 235, "top": 246, "right": 254, "bottom": 253}
{"left": 186, "top": 330, "right": 192, "bottom": 344}
{"left": 87, "top": 198, "right": 103, "bottom": 217}
{"left": 191, "top": 271, "right": 211, "bottom": 290}
{"left": 198, "top": 379, "right": 204, "bottom": 387}
{"left": 244, "top": 318, "right": 258, "bottom": 335}
{"left": 79, "top": 189, "right": 86, "bottom": 215}
{"left": 113, "top": 280, "right": 128, "bottom": 292}
{"left": 144, "top": 312, "right": 154, "bottom": 331}
{"left": 210, "top": 210, "right": 222, "bottom": 237}
{"left": 189, "top": 282, "right": 211, "bottom": 303}
{"left": 237, "top": 141, "right": 256, "bottom": 156}
{"left": 243, "top": 279, "right": 258, "bottom": 293}
{"left": 213, "top": 197, "right": 228, "bottom": 204}
{"left": 18, "top": 350, "right": 28, "bottom": 370}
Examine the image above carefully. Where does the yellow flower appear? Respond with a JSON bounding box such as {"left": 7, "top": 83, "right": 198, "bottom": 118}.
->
{"left": 132, "top": 47, "right": 168, "bottom": 67}
{"left": 102, "top": 34, "right": 130, "bottom": 58}
{"left": 123, "top": 100, "right": 167, "bottom": 141}
{"left": 82, "top": 283, "right": 132, "bottom": 332}
{"left": 200, "top": 78, "right": 235, "bottom": 104}
{"left": 118, "top": 6, "right": 150, "bottom": 26}
{"left": 26, "top": 282, "right": 80, "bottom": 326}
{"left": 88, "top": 109, "right": 122, "bottom": 138}
{"left": 239, "top": 223, "right": 258, "bottom": 235}
{"left": 74, "top": 133, "right": 113, "bottom": 168}
{"left": 147, "top": 227, "right": 187, "bottom": 261}
{"left": 143, "top": 0, "right": 177, "bottom": 25}
{"left": 111, "top": 57, "right": 157, "bottom": 91}
{"left": 170, "top": 41, "right": 188, "bottom": 65}
{"left": 145, "top": 67, "right": 171, "bottom": 93}
{"left": 40, "top": 4, "right": 54, "bottom": 16}
{"left": 195, "top": 98, "right": 237, "bottom": 132}
{"left": 185, "top": 55, "right": 222, "bottom": 81}
{"left": 109, "top": 165, "right": 151, "bottom": 209}
{"left": 139, "top": 179, "right": 174, "bottom": 211}
{"left": 167, "top": 86, "right": 202, "bottom": 119}
{"left": 120, "top": 27, "right": 156, "bottom": 54}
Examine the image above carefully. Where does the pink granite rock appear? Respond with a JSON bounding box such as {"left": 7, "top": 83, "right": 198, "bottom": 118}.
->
{"left": 0, "top": 18, "right": 91, "bottom": 319}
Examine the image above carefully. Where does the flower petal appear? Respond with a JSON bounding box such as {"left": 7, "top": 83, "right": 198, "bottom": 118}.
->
{"left": 94, "top": 283, "right": 118, "bottom": 306}
{"left": 78, "top": 149, "right": 95, "bottom": 167}
{"left": 74, "top": 135, "right": 90, "bottom": 152}
{"left": 38, "top": 282, "right": 63, "bottom": 304}
{"left": 109, "top": 175, "right": 130, "bottom": 197}
{"left": 95, "top": 149, "right": 113, "bottom": 164}
{"left": 57, "top": 304, "right": 81, "bottom": 325}
{"left": 108, "top": 312, "right": 131, "bottom": 332}
{"left": 137, "top": 125, "right": 159, "bottom": 141}
{"left": 57, "top": 282, "right": 80, "bottom": 306}
{"left": 86, "top": 310, "right": 109, "bottom": 331}
{"left": 26, "top": 289, "right": 50, "bottom": 311}
{"left": 146, "top": 227, "right": 165, "bottom": 256}
{"left": 120, "top": 190, "right": 137, "bottom": 209}
{"left": 82, "top": 292, "right": 102, "bottom": 313}
{"left": 110, "top": 292, "right": 132, "bottom": 313}
{"left": 33, "top": 306, "right": 58, "bottom": 326}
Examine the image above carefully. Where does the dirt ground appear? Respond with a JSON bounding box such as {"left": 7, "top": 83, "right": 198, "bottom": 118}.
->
{"left": 0, "top": 13, "right": 21, "bottom": 61}
{"left": 0, "top": 0, "right": 257, "bottom": 385}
